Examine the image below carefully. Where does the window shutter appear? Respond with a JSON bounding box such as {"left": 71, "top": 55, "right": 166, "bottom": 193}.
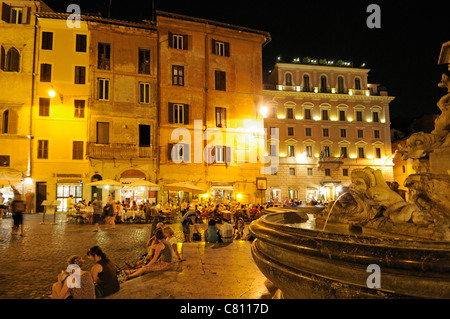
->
{"left": 7, "top": 109, "right": 18, "bottom": 134}
{"left": 1, "top": 3, "right": 11, "bottom": 23}
{"left": 167, "top": 143, "right": 174, "bottom": 162}
{"left": 225, "top": 146, "right": 231, "bottom": 163}
{"left": 183, "top": 34, "right": 188, "bottom": 50}
{"left": 211, "top": 39, "right": 216, "bottom": 54}
{"left": 168, "top": 103, "right": 173, "bottom": 123}
{"left": 22, "top": 6, "right": 30, "bottom": 24}
{"left": 183, "top": 104, "right": 189, "bottom": 125}
{"left": 0, "top": 46, "right": 4, "bottom": 71}
{"left": 183, "top": 144, "right": 190, "bottom": 162}
{"left": 225, "top": 42, "right": 230, "bottom": 57}
{"left": 168, "top": 32, "right": 173, "bottom": 48}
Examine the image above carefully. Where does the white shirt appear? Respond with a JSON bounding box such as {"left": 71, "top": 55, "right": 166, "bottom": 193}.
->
{"left": 219, "top": 222, "right": 234, "bottom": 243}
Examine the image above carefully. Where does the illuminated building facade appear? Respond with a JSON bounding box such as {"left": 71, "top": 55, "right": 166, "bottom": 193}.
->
{"left": 156, "top": 11, "right": 270, "bottom": 204}
{"left": 262, "top": 61, "right": 395, "bottom": 203}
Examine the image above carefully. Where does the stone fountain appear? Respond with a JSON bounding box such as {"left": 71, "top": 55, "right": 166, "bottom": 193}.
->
{"left": 249, "top": 42, "right": 450, "bottom": 298}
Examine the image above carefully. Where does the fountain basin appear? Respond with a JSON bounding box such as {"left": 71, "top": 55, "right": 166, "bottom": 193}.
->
{"left": 249, "top": 209, "right": 450, "bottom": 299}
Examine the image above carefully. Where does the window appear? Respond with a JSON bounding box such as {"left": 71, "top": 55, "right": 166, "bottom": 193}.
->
{"left": 322, "top": 109, "right": 329, "bottom": 121}
{"left": 340, "top": 147, "right": 348, "bottom": 158}
{"left": 139, "top": 83, "right": 150, "bottom": 104}
{"left": 357, "top": 129, "right": 364, "bottom": 138}
{"left": 307, "top": 168, "right": 313, "bottom": 176}
{"left": 37, "top": 140, "right": 49, "bottom": 159}
{"left": 75, "top": 34, "right": 87, "bottom": 52}
{"left": 288, "top": 127, "right": 294, "bottom": 136}
{"left": 74, "top": 100, "right": 85, "bottom": 118}
{"left": 372, "top": 111, "right": 379, "bottom": 123}
{"left": 74, "top": 66, "right": 86, "bottom": 84}
{"left": 1, "top": 4, "right": 29, "bottom": 24}
{"left": 72, "top": 141, "right": 83, "bottom": 160}
{"left": 305, "top": 145, "right": 312, "bottom": 157}
{"left": 375, "top": 147, "right": 382, "bottom": 159}
{"left": 40, "top": 63, "right": 51, "bottom": 82}
{"left": 305, "top": 127, "right": 312, "bottom": 136}
{"left": 138, "top": 48, "right": 150, "bottom": 74}
{"left": 337, "top": 76, "right": 345, "bottom": 93}
{"left": 286, "top": 108, "right": 294, "bottom": 119}
{"left": 168, "top": 103, "right": 189, "bottom": 125}
{"left": 10, "top": 7, "right": 22, "bottom": 24}
{"left": 355, "top": 78, "right": 361, "bottom": 90}
{"left": 2, "top": 47, "right": 20, "bottom": 72}
{"left": 169, "top": 32, "right": 188, "bottom": 50}
{"left": 39, "top": 97, "right": 50, "bottom": 117}
{"left": 374, "top": 130, "right": 380, "bottom": 139}
{"left": 325, "top": 168, "right": 331, "bottom": 176}
{"left": 215, "top": 107, "right": 226, "bottom": 128}
{"left": 358, "top": 147, "right": 365, "bottom": 158}
{"left": 289, "top": 168, "right": 295, "bottom": 176}
{"left": 98, "top": 43, "right": 110, "bottom": 70}
{"left": 210, "top": 146, "right": 231, "bottom": 163}
{"left": 340, "top": 129, "right": 347, "bottom": 138}
{"left": 285, "top": 73, "right": 292, "bottom": 86}
{"left": 270, "top": 144, "right": 277, "bottom": 156}
{"left": 304, "top": 108, "right": 311, "bottom": 120}
{"left": 139, "top": 124, "right": 151, "bottom": 147}
{"left": 323, "top": 146, "right": 330, "bottom": 158}
{"left": 356, "top": 111, "right": 363, "bottom": 122}
{"left": 215, "top": 70, "right": 226, "bottom": 91}
{"left": 42, "top": 32, "right": 53, "bottom": 50}
{"left": 212, "top": 39, "right": 230, "bottom": 57}
{"left": 339, "top": 110, "right": 346, "bottom": 121}
{"left": 172, "top": 65, "right": 184, "bottom": 86}
{"left": 323, "top": 128, "right": 329, "bottom": 137}
{"left": 288, "top": 145, "right": 295, "bottom": 157}
{"left": 303, "top": 74, "right": 310, "bottom": 92}
{"left": 0, "top": 155, "right": 10, "bottom": 167}
{"left": 98, "top": 78, "right": 110, "bottom": 100}
{"left": 320, "top": 76, "right": 327, "bottom": 93}
{"left": 96, "top": 122, "right": 109, "bottom": 144}
{"left": 2, "top": 110, "right": 9, "bottom": 134}
{"left": 168, "top": 143, "right": 190, "bottom": 162}
{"left": 343, "top": 168, "right": 349, "bottom": 176}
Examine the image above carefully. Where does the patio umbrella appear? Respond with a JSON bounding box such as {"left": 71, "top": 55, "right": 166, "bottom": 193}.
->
{"left": 86, "top": 179, "right": 122, "bottom": 187}
{"left": 124, "top": 180, "right": 161, "bottom": 191}
{"left": 164, "top": 182, "right": 205, "bottom": 194}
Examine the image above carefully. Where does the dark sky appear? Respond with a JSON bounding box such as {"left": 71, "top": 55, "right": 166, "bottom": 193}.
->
{"left": 45, "top": 0, "right": 449, "bottom": 124}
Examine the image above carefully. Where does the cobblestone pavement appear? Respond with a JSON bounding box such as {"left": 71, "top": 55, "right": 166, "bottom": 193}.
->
{"left": 0, "top": 213, "right": 271, "bottom": 299}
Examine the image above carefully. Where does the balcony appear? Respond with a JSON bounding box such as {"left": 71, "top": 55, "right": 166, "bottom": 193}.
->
{"left": 87, "top": 142, "right": 152, "bottom": 159}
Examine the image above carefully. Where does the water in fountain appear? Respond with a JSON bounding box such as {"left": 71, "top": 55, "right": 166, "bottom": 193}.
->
{"left": 321, "top": 192, "right": 350, "bottom": 231}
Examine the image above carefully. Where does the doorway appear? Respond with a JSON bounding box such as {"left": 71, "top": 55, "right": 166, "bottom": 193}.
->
{"left": 36, "top": 182, "right": 47, "bottom": 213}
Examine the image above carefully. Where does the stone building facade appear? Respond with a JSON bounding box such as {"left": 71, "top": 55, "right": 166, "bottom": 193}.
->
{"left": 262, "top": 62, "right": 395, "bottom": 203}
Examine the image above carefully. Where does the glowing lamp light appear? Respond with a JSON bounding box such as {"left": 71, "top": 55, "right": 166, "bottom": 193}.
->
{"left": 202, "top": 193, "right": 209, "bottom": 198}
{"left": 24, "top": 177, "right": 33, "bottom": 185}
{"left": 237, "top": 194, "right": 243, "bottom": 200}
{"left": 48, "top": 89, "right": 56, "bottom": 98}
{"left": 259, "top": 106, "right": 269, "bottom": 118}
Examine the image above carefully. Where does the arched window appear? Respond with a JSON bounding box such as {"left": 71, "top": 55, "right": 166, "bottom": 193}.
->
{"left": 320, "top": 76, "right": 327, "bottom": 93}
{"left": 337, "top": 76, "right": 345, "bottom": 93}
{"left": 285, "top": 73, "right": 292, "bottom": 86}
{"left": 5, "top": 47, "right": 20, "bottom": 72}
{"left": 2, "top": 109, "right": 17, "bottom": 134}
{"left": 303, "top": 74, "right": 310, "bottom": 92}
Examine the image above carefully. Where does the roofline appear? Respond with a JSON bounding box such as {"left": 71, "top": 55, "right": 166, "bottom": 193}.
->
{"left": 156, "top": 10, "right": 271, "bottom": 47}
{"left": 34, "top": 12, "right": 157, "bottom": 30}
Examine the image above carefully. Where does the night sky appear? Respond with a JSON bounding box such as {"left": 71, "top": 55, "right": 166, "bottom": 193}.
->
{"left": 45, "top": 0, "right": 449, "bottom": 128}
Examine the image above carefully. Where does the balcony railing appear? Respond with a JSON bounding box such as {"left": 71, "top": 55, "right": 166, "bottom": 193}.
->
{"left": 87, "top": 142, "right": 152, "bottom": 159}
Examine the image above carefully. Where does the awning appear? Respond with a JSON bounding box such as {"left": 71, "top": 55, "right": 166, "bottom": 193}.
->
{"left": 211, "top": 186, "right": 234, "bottom": 190}
{"left": 164, "top": 182, "right": 205, "bottom": 194}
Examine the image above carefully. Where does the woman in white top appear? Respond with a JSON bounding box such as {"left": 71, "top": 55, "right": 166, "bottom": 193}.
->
{"left": 164, "top": 226, "right": 183, "bottom": 261}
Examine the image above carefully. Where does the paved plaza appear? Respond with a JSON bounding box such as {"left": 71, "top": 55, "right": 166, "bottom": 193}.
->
{"left": 0, "top": 212, "right": 275, "bottom": 299}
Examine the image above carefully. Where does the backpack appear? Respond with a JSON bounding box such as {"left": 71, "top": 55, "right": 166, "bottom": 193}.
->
{"left": 13, "top": 200, "right": 26, "bottom": 213}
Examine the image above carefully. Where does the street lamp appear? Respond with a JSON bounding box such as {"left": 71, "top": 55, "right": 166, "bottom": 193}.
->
{"left": 259, "top": 105, "right": 269, "bottom": 118}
